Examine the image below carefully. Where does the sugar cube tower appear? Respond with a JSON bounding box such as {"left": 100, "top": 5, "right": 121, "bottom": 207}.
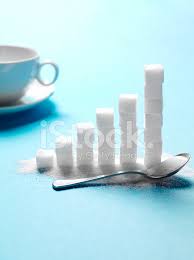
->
{"left": 144, "top": 64, "right": 163, "bottom": 168}
{"left": 76, "top": 123, "right": 94, "bottom": 166}
{"left": 55, "top": 136, "right": 73, "bottom": 168}
{"left": 96, "top": 108, "right": 115, "bottom": 167}
{"left": 119, "top": 94, "right": 137, "bottom": 165}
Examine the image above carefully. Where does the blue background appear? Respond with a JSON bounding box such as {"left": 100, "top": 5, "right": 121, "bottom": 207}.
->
{"left": 0, "top": 1, "right": 194, "bottom": 259}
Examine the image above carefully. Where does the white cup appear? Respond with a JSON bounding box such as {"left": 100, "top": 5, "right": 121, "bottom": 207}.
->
{"left": 0, "top": 45, "right": 59, "bottom": 104}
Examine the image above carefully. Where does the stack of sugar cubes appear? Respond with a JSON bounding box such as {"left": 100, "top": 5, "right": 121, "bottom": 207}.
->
{"left": 76, "top": 123, "right": 94, "bottom": 167}
{"left": 96, "top": 108, "right": 115, "bottom": 167}
{"left": 55, "top": 136, "right": 73, "bottom": 168}
{"left": 144, "top": 64, "right": 164, "bottom": 168}
{"left": 119, "top": 94, "right": 137, "bottom": 165}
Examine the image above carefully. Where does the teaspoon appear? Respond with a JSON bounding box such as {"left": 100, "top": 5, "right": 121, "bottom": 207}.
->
{"left": 53, "top": 153, "right": 190, "bottom": 191}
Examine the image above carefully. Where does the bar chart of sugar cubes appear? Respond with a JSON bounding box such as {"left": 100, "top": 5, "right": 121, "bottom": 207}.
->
{"left": 36, "top": 64, "right": 164, "bottom": 172}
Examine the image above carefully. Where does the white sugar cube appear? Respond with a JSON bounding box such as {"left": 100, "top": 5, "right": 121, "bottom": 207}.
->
{"left": 76, "top": 123, "right": 94, "bottom": 167}
{"left": 97, "top": 128, "right": 115, "bottom": 147}
{"left": 145, "top": 142, "right": 162, "bottom": 155}
{"left": 76, "top": 144, "right": 94, "bottom": 166}
{"left": 76, "top": 122, "right": 94, "bottom": 134}
{"left": 145, "top": 114, "right": 163, "bottom": 128}
{"left": 119, "top": 112, "right": 136, "bottom": 126}
{"left": 145, "top": 99, "right": 163, "bottom": 114}
{"left": 120, "top": 129, "right": 137, "bottom": 164}
{"left": 76, "top": 122, "right": 95, "bottom": 144}
{"left": 97, "top": 127, "right": 115, "bottom": 166}
{"left": 119, "top": 94, "right": 137, "bottom": 114}
{"left": 98, "top": 144, "right": 115, "bottom": 166}
{"left": 120, "top": 138, "right": 137, "bottom": 150}
{"left": 144, "top": 152, "right": 161, "bottom": 168}
{"left": 144, "top": 128, "right": 162, "bottom": 143}
{"left": 119, "top": 117, "right": 137, "bottom": 129}
{"left": 144, "top": 64, "right": 164, "bottom": 84}
{"left": 120, "top": 127, "right": 138, "bottom": 148}
{"left": 120, "top": 146, "right": 137, "bottom": 164}
{"left": 36, "top": 149, "right": 54, "bottom": 170}
{"left": 144, "top": 141, "right": 162, "bottom": 168}
{"left": 96, "top": 108, "right": 114, "bottom": 128}
{"left": 119, "top": 112, "right": 136, "bottom": 120}
{"left": 55, "top": 136, "right": 73, "bottom": 168}
{"left": 56, "top": 135, "right": 72, "bottom": 150}
{"left": 120, "top": 125, "right": 137, "bottom": 134}
{"left": 145, "top": 84, "right": 163, "bottom": 100}
{"left": 144, "top": 156, "right": 161, "bottom": 168}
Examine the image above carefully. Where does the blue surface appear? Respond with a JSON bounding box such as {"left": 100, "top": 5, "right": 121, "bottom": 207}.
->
{"left": 1, "top": 1, "right": 194, "bottom": 259}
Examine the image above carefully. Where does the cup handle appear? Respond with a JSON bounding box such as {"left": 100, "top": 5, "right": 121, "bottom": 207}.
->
{"left": 36, "top": 61, "right": 59, "bottom": 86}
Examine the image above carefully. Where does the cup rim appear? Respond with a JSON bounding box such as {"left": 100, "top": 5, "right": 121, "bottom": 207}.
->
{"left": 0, "top": 45, "right": 39, "bottom": 64}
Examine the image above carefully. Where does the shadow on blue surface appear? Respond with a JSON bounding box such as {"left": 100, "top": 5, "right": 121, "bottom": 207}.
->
{"left": 0, "top": 100, "right": 62, "bottom": 131}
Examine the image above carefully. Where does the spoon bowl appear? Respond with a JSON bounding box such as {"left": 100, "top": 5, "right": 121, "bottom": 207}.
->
{"left": 146, "top": 153, "right": 191, "bottom": 179}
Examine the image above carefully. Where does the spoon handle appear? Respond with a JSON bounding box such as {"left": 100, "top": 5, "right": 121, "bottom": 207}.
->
{"left": 52, "top": 170, "right": 142, "bottom": 191}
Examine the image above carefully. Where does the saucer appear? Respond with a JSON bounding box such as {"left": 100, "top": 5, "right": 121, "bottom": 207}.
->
{"left": 0, "top": 80, "right": 55, "bottom": 115}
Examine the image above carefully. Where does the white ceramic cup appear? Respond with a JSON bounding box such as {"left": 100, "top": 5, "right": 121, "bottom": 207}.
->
{"left": 0, "top": 45, "right": 59, "bottom": 104}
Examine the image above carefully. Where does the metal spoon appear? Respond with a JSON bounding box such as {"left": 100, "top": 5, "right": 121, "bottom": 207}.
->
{"left": 52, "top": 153, "right": 190, "bottom": 191}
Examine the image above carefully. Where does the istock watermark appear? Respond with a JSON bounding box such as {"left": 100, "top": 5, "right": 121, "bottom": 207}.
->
{"left": 39, "top": 120, "right": 145, "bottom": 150}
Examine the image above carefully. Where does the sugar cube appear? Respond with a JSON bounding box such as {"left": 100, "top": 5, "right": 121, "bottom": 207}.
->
{"left": 144, "top": 152, "right": 161, "bottom": 168}
{"left": 98, "top": 144, "right": 115, "bottom": 166}
{"left": 145, "top": 142, "right": 162, "bottom": 155}
{"left": 120, "top": 146, "right": 137, "bottom": 164}
{"left": 144, "top": 128, "right": 162, "bottom": 143}
{"left": 97, "top": 128, "right": 115, "bottom": 147}
{"left": 144, "top": 141, "right": 162, "bottom": 168}
{"left": 119, "top": 112, "right": 136, "bottom": 120}
{"left": 76, "top": 144, "right": 94, "bottom": 166}
{"left": 120, "top": 128, "right": 138, "bottom": 148}
{"left": 144, "top": 64, "right": 164, "bottom": 84}
{"left": 56, "top": 135, "right": 72, "bottom": 150}
{"left": 120, "top": 127, "right": 137, "bottom": 164}
{"left": 76, "top": 123, "right": 94, "bottom": 167}
{"left": 97, "top": 124, "right": 115, "bottom": 166}
{"left": 55, "top": 136, "right": 73, "bottom": 168}
{"left": 145, "top": 99, "right": 163, "bottom": 114}
{"left": 96, "top": 108, "right": 114, "bottom": 128}
{"left": 119, "top": 117, "right": 137, "bottom": 129}
{"left": 36, "top": 149, "right": 54, "bottom": 170}
{"left": 76, "top": 122, "right": 95, "bottom": 145}
{"left": 145, "top": 84, "right": 163, "bottom": 100}
{"left": 119, "top": 94, "right": 137, "bottom": 114}
{"left": 145, "top": 114, "right": 163, "bottom": 128}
